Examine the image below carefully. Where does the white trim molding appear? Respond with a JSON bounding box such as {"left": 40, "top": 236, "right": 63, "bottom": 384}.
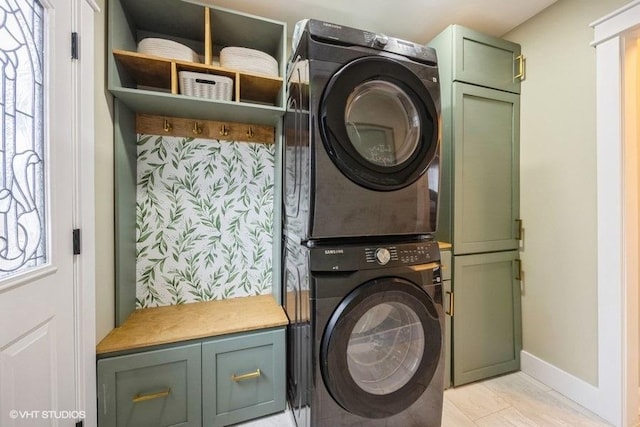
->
{"left": 592, "top": 2, "right": 640, "bottom": 426}
{"left": 521, "top": 351, "right": 600, "bottom": 413}
{"left": 73, "top": 0, "right": 97, "bottom": 425}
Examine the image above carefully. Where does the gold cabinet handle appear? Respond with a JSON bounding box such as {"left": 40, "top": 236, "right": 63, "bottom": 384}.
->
{"left": 232, "top": 368, "right": 261, "bottom": 382}
{"left": 515, "top": 218, "right": 524, "bottom": 240}
{"left": 514, "top": 54, "right": 525, "bottom": 80}
{"left": 515, "top": 259, "right": 524, "bottom": 281}
{"left": 445, "top": 291, "right": 454, "bottom": 316}
{"left": 132, "top": 388, "right": 171, "bottom": 403}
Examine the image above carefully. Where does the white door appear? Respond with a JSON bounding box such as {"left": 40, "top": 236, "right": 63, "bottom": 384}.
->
{"left": 0, "top": 0, "right": 78, "bottom": 425}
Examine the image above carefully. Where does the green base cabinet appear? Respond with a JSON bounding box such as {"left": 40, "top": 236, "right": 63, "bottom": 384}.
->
{"left": 97, "top": 344, "right": 202, "bottom": 427}
{"left": 203, "top": 329, "right": 285, "bottom": 427}
{"left": 452, "top": 251, "right": 522, "bottom": 386}
{"left": 97, "top": 328, "right": 285, "bottom": 427}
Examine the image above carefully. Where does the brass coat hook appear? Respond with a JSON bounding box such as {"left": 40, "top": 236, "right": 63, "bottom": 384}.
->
{"left": 163, "top": 119, "right": 172, "bottom": 132}
{"left": 220, "top": 124, "right": 229, "bottom": 136}
{"left": 246, "top": 127, "right": 255, "bottom": 139}
{"left": 193, "top": 121, "right": 202, "bottom": 135}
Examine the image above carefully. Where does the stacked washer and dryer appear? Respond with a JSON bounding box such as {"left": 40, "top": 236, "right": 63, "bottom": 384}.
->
{"left": 283, "top": 19, "right": 444, "bottom": 427}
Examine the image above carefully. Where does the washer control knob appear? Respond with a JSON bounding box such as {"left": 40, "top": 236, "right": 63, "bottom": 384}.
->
{"left": 374, "top": 34, "right": 389, "bottom": 47}
{"left": 375, "top": 248, "right": 391, "bottom": 265}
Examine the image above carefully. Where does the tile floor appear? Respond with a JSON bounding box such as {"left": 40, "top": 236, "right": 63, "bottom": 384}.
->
{"left": 235, "top": 372, "right": 612, "bottom": 426}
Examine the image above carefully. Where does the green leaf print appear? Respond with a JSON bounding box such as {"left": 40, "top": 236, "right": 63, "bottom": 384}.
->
{"left": 136, "top": 135, "right": 275, "bottom": 307}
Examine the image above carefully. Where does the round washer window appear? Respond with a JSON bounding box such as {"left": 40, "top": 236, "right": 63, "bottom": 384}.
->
{"left": 347, "top": 301, "right": 425, "bottom": 395}
{"left": 321, "top": 277, "right": 442, "bottom": 419}
{"left": 345, "top": 80, "right": 421, "bottom": 167}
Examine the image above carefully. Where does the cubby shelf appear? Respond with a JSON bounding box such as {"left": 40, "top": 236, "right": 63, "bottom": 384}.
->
{"left": 113, "top": 49, "right": 284, "bottom": 110}
{"left": 108, "top": 0, "right": 287, "bottom": 127}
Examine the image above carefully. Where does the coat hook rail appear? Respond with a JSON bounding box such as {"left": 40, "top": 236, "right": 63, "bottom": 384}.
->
{"left": 136, "top": 113, "right": 275, "bottom": 144}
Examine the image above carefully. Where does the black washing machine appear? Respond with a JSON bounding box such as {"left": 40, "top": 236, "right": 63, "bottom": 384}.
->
{"left": 284, "top": 238, "right": 444, "bottom": 426}
{"left": 284, "top": 20, "right": 441, "bottom": 242}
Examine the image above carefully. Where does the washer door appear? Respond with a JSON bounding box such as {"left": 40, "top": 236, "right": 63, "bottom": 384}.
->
{"left": 319, "top": 56, "right": 439, "bottom": 191}
{"left": 321, "top": 277, "right": 442, "bottom": 418}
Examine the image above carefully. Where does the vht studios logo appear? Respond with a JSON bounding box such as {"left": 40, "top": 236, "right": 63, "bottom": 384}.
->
{"left": 9, "top": 410, "right": 86, "bottom": 420}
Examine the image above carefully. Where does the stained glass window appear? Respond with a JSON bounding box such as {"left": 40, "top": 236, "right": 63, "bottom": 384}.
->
{"left": 0, "top": 0, "right": 46, "bottom": 279}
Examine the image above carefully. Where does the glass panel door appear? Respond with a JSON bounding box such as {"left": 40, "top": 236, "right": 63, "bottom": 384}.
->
{"left": 0, "top": 0, "right": 47, "bottom": 279}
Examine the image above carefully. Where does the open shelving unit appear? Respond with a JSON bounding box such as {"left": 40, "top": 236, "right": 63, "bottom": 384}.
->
{"left": 108, "top": 0, "right": 287, "bottom": 325}
{"left": 109, "top": 0, "right": 287, "bottom": 126}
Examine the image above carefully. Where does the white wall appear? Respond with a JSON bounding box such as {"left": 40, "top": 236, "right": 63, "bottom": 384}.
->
{"left": 94, "top": 0, "right": 115, "bottom": 343}
{"left": 504, "top": 0, "right": 630, "bottom": 385}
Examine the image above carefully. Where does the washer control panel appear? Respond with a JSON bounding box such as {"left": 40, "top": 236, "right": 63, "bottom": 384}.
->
{"left": 310, "top": 240, "right": 440, "bottom": 272}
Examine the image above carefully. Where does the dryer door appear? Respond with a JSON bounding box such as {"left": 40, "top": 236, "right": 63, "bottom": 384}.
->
{"left": 319, "top": 56, "right": 439, "bottom": 191}
{"left": 321, "top": 277, "right": 442, "bottom": 418}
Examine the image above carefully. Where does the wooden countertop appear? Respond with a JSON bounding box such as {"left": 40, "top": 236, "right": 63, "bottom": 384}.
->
{"left": 438, "top": 241, "right": 452, "bottom": 250}
{"left": 97, "top": 294, "right": 289, "bottom": 355}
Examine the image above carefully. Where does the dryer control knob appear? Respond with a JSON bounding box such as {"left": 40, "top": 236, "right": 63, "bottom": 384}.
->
{"left": 375, "top": 248, "right": 391, "bottom": 265}
{"left": 374, "top": 34, "right": 389, "bottom": 47}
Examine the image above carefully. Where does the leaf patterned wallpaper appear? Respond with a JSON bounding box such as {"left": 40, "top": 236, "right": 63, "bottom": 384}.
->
{"left": 136, "top": 134, "right": 275, "bottom": 308}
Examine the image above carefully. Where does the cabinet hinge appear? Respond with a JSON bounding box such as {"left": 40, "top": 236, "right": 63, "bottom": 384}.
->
{"left": 515, "top": 259, "right": 523, "bottom": 281}
{"left": 445, "top": 291, "right": 454, "bottom": 316}
{"left": 73, "top": 229, "right": 81, "bottom": 255}
{"left": 71, "top": 32, "right": 78, "bottom": 60}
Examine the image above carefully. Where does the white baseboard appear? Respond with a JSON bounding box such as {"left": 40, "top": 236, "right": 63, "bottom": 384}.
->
{"left": 520, "top": 350, "right": 600, "bottom": 415}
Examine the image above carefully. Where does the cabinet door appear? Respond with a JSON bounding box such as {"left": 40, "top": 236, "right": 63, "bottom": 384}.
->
{"left": 453, "top": 83, "right": 520, "bottom": 255}
{"left": 443, "top": 279, "right": 452, "bottom": 389}
{"left": 202, "top": 329, "right": 286, "bottom": 426}
{"left": 452, "top": 251, "right": 521, "bottom": 386}
{"left": 452, "top": 25, "right": 521, "bottom": 94}
{"left": 97, "top": 344, "right": 202, "bottom": 427}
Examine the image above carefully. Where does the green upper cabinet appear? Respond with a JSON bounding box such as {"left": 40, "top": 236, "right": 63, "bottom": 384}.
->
{"left": 108, "top": 0, "right": 287, "bottom": 126}
{"left": 452, "top": 251, "right": 522, "bottom": 386}
{"left": 431, "top": 25, "right": 522, "bottom": 94}
{"left": 429, "top": 25, "right": 521, "bottom": 254}
{"left": 453, "top": 83, "right": 520, "bottom": 254}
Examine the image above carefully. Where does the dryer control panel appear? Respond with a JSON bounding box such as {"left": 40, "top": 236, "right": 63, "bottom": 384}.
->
{"left": 310, "top": 240, "right": 440, "bottom": 272}
{"left": 307, "top": 19, "right": 437, "bottom": 65}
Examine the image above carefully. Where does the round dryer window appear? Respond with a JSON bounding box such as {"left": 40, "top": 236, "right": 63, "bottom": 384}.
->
{"left": 321, "top": 277, "right": 442, "bottom": 419}
{"left": 345, "top": 80, "right": 421, "bottom": 167}
{"left": 320, "top": 56, "right": 439, "bottom": 191}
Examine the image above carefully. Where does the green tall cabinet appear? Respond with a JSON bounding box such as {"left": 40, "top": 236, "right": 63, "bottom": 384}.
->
{"left": 429, "top": 25, "right": 523, "bottom": 387}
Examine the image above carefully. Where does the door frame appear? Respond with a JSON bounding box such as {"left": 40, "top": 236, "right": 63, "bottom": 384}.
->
{"left": 73, "top": 0, "right": 98, "bottom": 424}
{"left": 592, "top": 2, "right": 640, "bottom": 426}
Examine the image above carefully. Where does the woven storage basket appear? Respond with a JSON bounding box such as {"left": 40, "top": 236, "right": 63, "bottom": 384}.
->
{"left": 138, "top": 38, "right": 200, "bottom": 62}
{"left": 220, "top": 47, "right": 279, "bottom": 77}
{"left": 178, "top": 71, "right": 233, "bottom": 101}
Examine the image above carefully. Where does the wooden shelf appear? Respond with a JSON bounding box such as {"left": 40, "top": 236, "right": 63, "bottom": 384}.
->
{"left": 113, "top": 50, "right": 173, "bottom": 89}
{"left": 97, "top": 294, "right": 289, "bottom": 355}
{"left": 113, "top": 49, "right": 283, "bottom": 106}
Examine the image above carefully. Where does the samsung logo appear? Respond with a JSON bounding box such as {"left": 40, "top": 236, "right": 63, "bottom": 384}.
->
{"left": 324, "top": 249, "right": 344, "bottom": 255}
{"left": 323, "top": 22, "right": 342, "bottom": 29}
